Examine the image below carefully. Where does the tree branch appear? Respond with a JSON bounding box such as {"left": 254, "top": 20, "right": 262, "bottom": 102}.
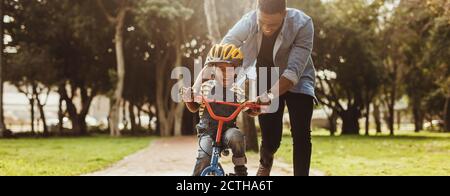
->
{"left": 96, "top": 0, "right": 117, "bottom": 24}
{"left": 42, "top": 87, "right": 51, "bottom": 106}
{"left": 321, "top": 78, "right": 345, "bottom": 111}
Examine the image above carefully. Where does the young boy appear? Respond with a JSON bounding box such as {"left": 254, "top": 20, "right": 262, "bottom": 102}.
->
{"left": 181, "top": 44, "right": 260, "bottom": 176}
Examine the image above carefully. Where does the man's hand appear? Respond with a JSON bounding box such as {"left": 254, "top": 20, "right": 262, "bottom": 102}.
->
{"left": 253, "top": 76, "right": 294, "bottom": 104}
{"left": 246, "top": 108, "right": 262, "bottom": 117}
{"left": 255, "top": 92, "right": 274, "bottom": 105}
{"left": 270, "top": 76, "right": 295, "bottom": 98}
{"left": 256, "top": 93, "right": 272, "bottom": 105}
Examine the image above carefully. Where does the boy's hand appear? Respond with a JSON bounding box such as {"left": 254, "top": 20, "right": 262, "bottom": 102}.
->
{"left": 180, "top": 87, "right": 194, "bottom": 102}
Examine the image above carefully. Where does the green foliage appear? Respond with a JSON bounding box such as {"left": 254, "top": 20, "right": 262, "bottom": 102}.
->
{"left": 5, "top": 0, "right": 114, "bottom": 93}
{"left": 6, "top": 42, "right": 58, "bottom": 88}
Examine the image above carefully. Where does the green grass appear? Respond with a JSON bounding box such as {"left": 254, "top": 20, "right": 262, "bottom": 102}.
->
{"left": 277, "top": 131, "right": 450, "bottom": 176}
{"left": 0, "top": 136, "right": 153, "bottom": 176}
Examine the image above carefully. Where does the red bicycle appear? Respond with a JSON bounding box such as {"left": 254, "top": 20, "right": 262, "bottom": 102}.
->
{"left": 196, "top": 95, "right": 263, "bottom": 176}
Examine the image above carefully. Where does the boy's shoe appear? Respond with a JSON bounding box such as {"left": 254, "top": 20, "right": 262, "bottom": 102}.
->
{"left": 233, "top": 166, "right": 248, "bottom": 176}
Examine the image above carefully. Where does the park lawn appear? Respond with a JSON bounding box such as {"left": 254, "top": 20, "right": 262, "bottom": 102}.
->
{"left": 277, "top": 132, "right": 450, "bottom": 176}
{"left": 0, "top": 136, "right": 153, "bottom": 176}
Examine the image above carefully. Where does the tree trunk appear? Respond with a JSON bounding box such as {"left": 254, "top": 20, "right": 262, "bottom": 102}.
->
{"left": 428, "top": 118, "right": 435, "bottom": 131}
{"left": 109, "top": 97, "right": 121, "bottom": 136}
{"left": 0, "top": 0, "right": 6, "bottom": 137}
{"left": 387, "top": 100, "right": 395, "bottom": 136}
{"left": 173, "top": 37, "right": 185, "bottom": 137}
{"left": 122, "top": 101, "right": 128, "bottom": 131}
{"left": 154, "top": 22, "right": 186, "bottom": 137}
{"left": 35, "top": 93, "right": 49, "bottom": 137}
{"left": 128, "top": 102, "right": 137, "bottom": 134}
{"left": 373, "top": 101, "right": 382, "bottom": 134}
{"left": 387, "top": 65, "right": 398, "bottom": 136}
{"left": 58, "top": 96, "right": 64, "bottom": 134}
{"left": 77, "top": 117, "right": 87, "bottom": 136}
{"left": 365, "top": 104, "right": 370, "bottom": 136}
{"left": 341, "top": 107, "right": 360, "bottom": 135}
{"left": 109, "top": 8, "right": 127, "bottom": 137}
{"left": 155, "top": 68, "right": 174, "bottom": 136}
{"left": 173, "top": 104, "right": 185, "bottom": 135}
{"left": 413, "top": 113, "right": 423, "bottom": 132}
{"left": 444, "top": 97, "right": 450, "bottom": 132}
{"left": 148, "top": 104, "right": 155, "bottom": 134}
{"left": 157, "top": 113, "right": 172, "bottom": 136}
{"left": 328, "top": 110, "right": 338, "bottom": 136}
{"left": 97, "top": 0, "right": 129, "bottom": 137}
{"left": 29, "top": 97, "right": 35, "bottom": 134}
{"left": 204, "top": 0, "right": 222, "bottom": 44}
{"left": 242, "top": 113, "right": 259, "bottom": 152}
{"left": 66, "top": 101, "right": 85, "bottom": 135}
{"left": 412, "top": 104, "right": 423, "bottom": 132}
{"left": 364, "top": 91, "right": 371, "bottom": 136}
{"left": 137, "top": 105, "right": 142, "bottom": 129}
{"left": 59, "top": 85, "right": 89, "bottom": 136}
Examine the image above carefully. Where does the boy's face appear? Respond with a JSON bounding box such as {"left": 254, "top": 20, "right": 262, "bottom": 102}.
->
{"left": 215, "top": 63, "right": 236, "bottom": 88}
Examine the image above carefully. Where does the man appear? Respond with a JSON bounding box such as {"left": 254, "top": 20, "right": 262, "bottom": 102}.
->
{"left": 221, "top": 0, "right": 316, "bottom": 176}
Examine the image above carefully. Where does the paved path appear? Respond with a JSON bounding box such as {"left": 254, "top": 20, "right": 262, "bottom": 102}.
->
{"left": 88, "top": 136, "right": 324, "bottom": 176}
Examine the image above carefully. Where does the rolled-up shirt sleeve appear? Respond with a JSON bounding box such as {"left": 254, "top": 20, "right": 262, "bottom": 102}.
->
{"left": 282, "top": 18, "right": 314, "bottom": 85}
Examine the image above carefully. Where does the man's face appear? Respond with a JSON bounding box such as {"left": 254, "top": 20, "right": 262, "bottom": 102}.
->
{"left": 215, "top": 63, "right": 236, "bottom": 88}
{"left": 257, "top": 10, "right": 286, "bottom": 37}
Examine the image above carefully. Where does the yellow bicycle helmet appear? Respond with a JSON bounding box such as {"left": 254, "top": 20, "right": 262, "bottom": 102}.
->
{"left": 205, "top": 44, "right": 244, "bottom": 67}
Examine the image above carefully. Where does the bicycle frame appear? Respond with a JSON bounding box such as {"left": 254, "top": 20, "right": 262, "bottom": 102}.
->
{"left": 198, "top": 96, "right": 261, "bottom": 176}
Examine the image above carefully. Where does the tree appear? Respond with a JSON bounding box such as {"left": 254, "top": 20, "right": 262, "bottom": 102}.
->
{"left": 122, "top": 15, "right": 158, "bottom": 134}
{"left": 136, "top": 0, "right": 193, "bottom": 136}
{"left": 54, "top": 0, "right": 114, "bottom": 135}
{"left": 373, "top": 99, "right": 382, "bottom": 134}
{"left": 425, "top": 0, "right": 450, "bottom": 132}
{"left": 315, "top": 0, "right": 383, "bottom": 135}
{"left": 11, "top": 0, "right": 121, "bottom": 137}
{"left": 204, "top": 0, "right": 221, "bottom": 44}
{"left": 6, "top": 43, "right": 57, "bottom": 136}
{"left": 0, "top": 0, "right": 6, "bottom": 137}
{"left": 388, "top": 0, "right": 432, "bottom": 133}
{"left": 96, "top": 0, "right": 132, "bottom": 137}
{"left": 391, "top": 0, "right": 449, "bottom": 132}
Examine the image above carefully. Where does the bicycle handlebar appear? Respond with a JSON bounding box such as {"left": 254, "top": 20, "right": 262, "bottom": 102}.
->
{"left": 194, "top": 96, "right": 262, "bottom": 122}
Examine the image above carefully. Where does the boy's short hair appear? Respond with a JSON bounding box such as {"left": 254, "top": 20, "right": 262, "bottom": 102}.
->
{"left": 257, "top": 0, "right": 287, "bottom": 14}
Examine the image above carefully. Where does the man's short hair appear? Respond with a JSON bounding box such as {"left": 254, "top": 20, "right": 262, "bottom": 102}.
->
{"left": 257, "top": 0, "right": 287, "bottom": 14}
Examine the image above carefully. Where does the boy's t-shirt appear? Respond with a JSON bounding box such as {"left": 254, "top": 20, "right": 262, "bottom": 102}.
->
{"left": 197, "top": 80, "right": 242, "bottom": 137}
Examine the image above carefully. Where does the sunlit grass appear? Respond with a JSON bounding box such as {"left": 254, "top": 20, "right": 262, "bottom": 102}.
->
{"left": 277, "top": 130, "right": 450, "bottom": 176}
{"left": 0, "top": 136, "right": 153, "bottom": 176}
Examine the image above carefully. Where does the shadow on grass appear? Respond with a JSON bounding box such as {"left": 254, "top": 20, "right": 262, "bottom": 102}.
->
{"left": 280, "top": 132, "right": 450, "bottom": 141}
